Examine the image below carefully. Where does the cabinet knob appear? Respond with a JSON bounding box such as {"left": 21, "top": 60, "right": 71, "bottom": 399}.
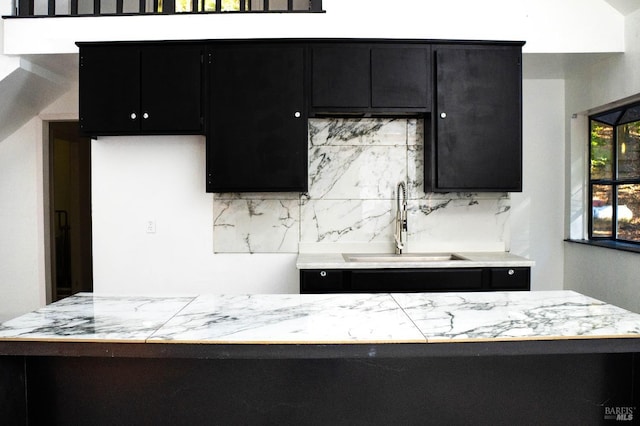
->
{"left": 508, "top": 269, "right": 515, "bottom": 276}
{"left": 294, "top": 111, "right": 301, "bottom": 118}
{"left": 320, "top": 271, "right": 327, "bottom": 277}
{"left": 143, "top": 112, "right": 149, "bottom": 119}
{"left": 440, "top": 112, "right": 447, "bottom": 119}
{"left": 130, "top": 112, "right": 137, "bottom": 120}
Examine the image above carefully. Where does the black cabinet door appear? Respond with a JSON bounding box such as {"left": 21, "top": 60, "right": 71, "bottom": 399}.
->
{"left": 371, "top": 46, "right": 430, "bottom": 108}
{"left": 311, "top": 45, "right": 370, "bottom": 109}
{"left": 311, "top": 44, "right": 430, "bottom": 113}
{"left": 432, "top": 46, "right": 522, "bottom": 192}
{"left": 300, "top": 270, "right": 346, "bottom": 293}
{"left": 488, "top": 267, "right": 530, "bottom": 290}
{"left": 79, "top": 45, "right": 141, "bottom": 135}
{"left": 207, "top": 45, "right": 307, "bottom": 192}
{"left": 140, "top": 45, "right": 203, "bottom": 133}
{"left": 79, "top": 44, "right": 203, "bottom": 136}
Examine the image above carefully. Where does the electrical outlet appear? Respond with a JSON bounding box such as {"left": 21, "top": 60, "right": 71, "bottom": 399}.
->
{"left": 145, "top": 220, "right": 156, "bottom": 234}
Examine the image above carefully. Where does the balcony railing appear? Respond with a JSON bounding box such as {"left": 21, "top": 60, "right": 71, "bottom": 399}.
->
{"left": 13, "top": 0, "right": 322, "bottom": 17}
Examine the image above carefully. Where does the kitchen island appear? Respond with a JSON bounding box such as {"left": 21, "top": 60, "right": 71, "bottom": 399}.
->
{"left": 1, "top": 291, "right": 639, "bottom": 424}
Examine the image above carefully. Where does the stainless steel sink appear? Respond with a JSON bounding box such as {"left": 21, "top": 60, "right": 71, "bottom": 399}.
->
{"left": 342, "top": 253, "right": 468, "bottom": 263}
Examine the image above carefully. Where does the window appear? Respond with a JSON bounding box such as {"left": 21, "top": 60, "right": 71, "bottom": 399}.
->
{"left": 589, "top": 103, "right": 640, "bottom": 244}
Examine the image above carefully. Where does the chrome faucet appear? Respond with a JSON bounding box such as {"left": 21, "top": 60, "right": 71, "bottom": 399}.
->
{"left": 395, "top": 181, "right": 408, "bottom": 254}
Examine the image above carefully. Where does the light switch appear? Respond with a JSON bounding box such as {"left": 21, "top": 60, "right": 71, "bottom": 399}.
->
{"left": 145, "top": 220, "right": 156, "bottom": 234}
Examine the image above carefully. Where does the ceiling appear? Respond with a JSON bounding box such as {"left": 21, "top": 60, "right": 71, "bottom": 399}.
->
{"left": 604, "top": 0, "right": 640, "bottom": 15}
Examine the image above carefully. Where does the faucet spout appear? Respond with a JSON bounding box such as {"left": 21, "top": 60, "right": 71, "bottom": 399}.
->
{"left": 395, "top": 181, "right": 408, "bottom": 254}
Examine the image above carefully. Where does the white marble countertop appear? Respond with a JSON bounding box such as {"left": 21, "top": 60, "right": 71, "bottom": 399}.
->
{"left": 1, "top": 291, "right": 639, "bottom": 345}
{"left": 296, "top": 251, "right": 535, "bottom": 269}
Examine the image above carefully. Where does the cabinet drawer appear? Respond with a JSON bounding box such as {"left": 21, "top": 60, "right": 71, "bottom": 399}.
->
{"left": 300, "top": 270, "right": 345, "bottom": 293}
{"left": 351, "top": 269, "right": 483, "bottom": 293}
{"left": 489, "top": 268, "right": 530, "bottom": 290}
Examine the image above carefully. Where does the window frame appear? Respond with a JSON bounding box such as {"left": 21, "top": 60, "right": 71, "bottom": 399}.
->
{"left": 588, "top": 102, "right": 640, "bottom": 245}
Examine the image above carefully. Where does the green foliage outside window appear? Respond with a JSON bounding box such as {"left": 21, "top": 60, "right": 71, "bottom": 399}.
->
{"left": 589, "top": 115, "right": 640, "bottom": 243}
{"left": 590, "top": 122, "right": 612, "bottom": 180}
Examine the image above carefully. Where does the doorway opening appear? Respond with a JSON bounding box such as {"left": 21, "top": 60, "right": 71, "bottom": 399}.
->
{"left": 49, "top": 121, "right": 93, "bottom": 302}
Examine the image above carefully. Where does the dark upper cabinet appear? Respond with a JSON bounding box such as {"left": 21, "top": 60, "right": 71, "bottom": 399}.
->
{"left": 311, "top": 45, "right": 370, "bottom": 109}
{"left": 78, "top": 43, "right": 203, "bottom": 136}
{"left": 310, "top": 43, "right": 431, "bottom": 114}
{"left": 76, "top": 39, "right": 524, "bottom": 194}
{"left": 371, "top": 47, "right": 430, "bottom": 108}
{"left": 140, "top": 45, "right": 203, "bottom": 134}
{"left": 79, "top": 45, "right": 139, "bottom": 134}
{"left": 428, "top": 44, "right": 523, "bottom": 192}
{"left": 206, "top": 44, "right": 308, "bottom": 193}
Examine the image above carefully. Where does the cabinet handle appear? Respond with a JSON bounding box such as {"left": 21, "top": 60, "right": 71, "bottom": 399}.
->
{"left": 143, "top": 112, "right": 149, "bottom": 119}
{"left": 440, "top": 112, "right": 447, "bottom": 119}
{"left": 320, "top": 271, "right": 327, "bottom": 277}
{"left": 294, "top": 111, "right": 301, "bottom": 118}
{"left": 508, "top": 269, "right": 515, "bottom": 276}
{"left": 130, "top": 112, "right": 137, "bottom": 120}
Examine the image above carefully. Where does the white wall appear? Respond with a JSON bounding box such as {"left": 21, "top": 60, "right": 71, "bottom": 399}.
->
{"left": 0, "top": 0, "right": 20, "bottom": 80}
{"left": 0, "top": 118, "right": 47, "bottom": 321}
{"left": 91, "top": 135, "right": 299, "bottom": 295}
{"left": 564, "top": 8, "right": 640, "bottom": 312}
{"left": 565, "top": 243, "right": 640, "bottom": 313}
{"left": 512, "top": 79, "right": 566, "bottom": 290}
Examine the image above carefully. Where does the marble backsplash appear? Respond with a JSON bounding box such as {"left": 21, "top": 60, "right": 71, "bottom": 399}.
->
{"left": 213, "top": 118, "right": 509, "bottom": 253}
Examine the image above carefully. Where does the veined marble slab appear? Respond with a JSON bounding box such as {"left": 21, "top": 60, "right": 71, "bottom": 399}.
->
{"left": 213, "top": 199, "right": 300, "bottom": 253}
{"left": 407, "top": 197, "right": 510, "bottom": 252}
{"left": 3, "top": 291, "right": 638, "bottom": 345}
{"left": 307, "top": 145, "right": 407, "bottom": 199}
{"left": 300, "top": 199, "right": 395, "bottom": 245}
{"left": 308, "top": 118, "right": 408, "bottom": 147}
{"left": 392, "top": 291, "right": 640, "bottom": 342}
{"left": 148, "top": 293, "right": 425, "bottom": 344}
{"left": 0, "top": 293, "right": 195, "bottom": 342}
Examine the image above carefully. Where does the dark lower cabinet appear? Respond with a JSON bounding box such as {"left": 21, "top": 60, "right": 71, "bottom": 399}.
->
{"left": 489, "top": 267, "right": 530, "bottom": 290}
{"left": 350, "top": 268, "right": 483, "bottom": 292}
{"left": 0, "top": 357, "right": 25, "bottom": 425}
{"left": 206, "top": 44, "right": 308, "bottom": 192}
{"left": 3, "top": 349, "right": 637, "bottom": 425}
{"left": 300, "top": 267, "right": 530, "bottom": 293}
